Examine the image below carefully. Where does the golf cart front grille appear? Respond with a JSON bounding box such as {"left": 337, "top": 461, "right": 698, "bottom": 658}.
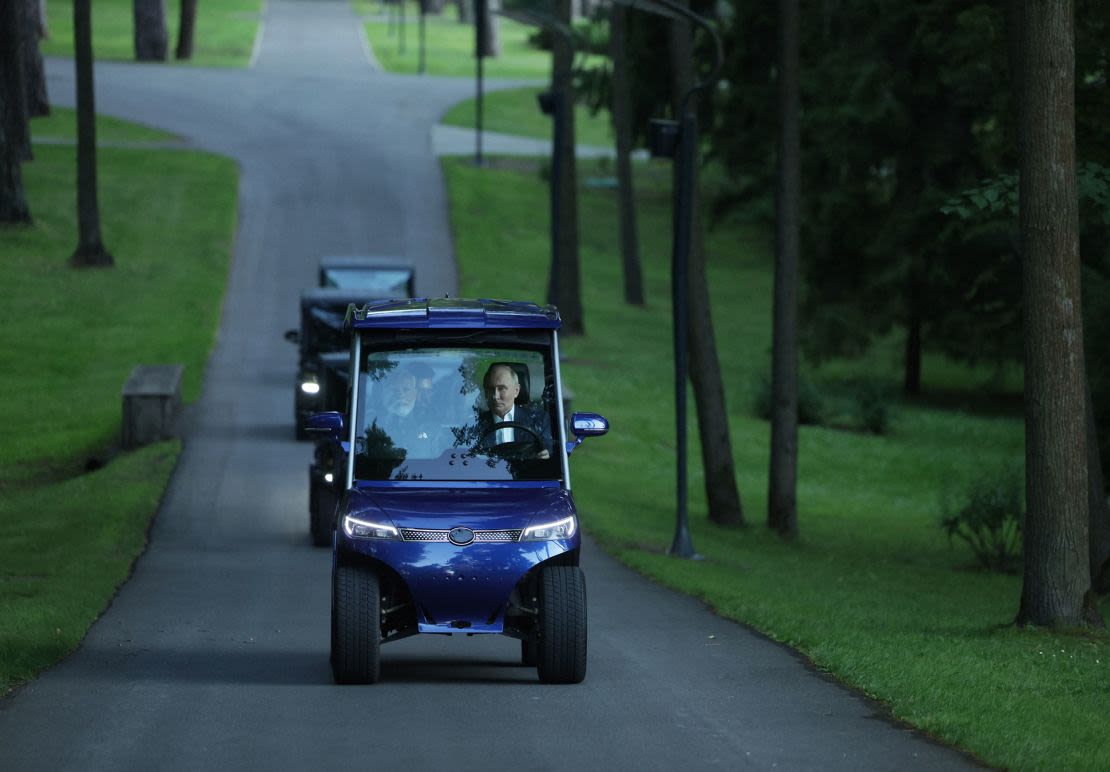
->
{"left": 399, "top": 528, "right": 523, "bottom": 543}
{"left": 474, "top": 530, "right": 523, "bottom": 542}
{"left": 400, "top": 529, "right": 449, "bottom": 542}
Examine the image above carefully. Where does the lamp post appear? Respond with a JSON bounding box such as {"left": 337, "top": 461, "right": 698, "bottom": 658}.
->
{"left": 616, "top": 0, "right": 723, "bottom": 559}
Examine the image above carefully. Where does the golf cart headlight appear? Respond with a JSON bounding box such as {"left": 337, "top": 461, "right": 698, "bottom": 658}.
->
{"left": 301, "top": 379, "right": 321, "bottom": 395}
{"left": 521, "top": 515, "right": 577, "bottom": 541}
{"left": 342, "top": 515, "right": 399, "bottom": 540}
{"left": 324, "top": 473, "right": 334, "bottom": 483}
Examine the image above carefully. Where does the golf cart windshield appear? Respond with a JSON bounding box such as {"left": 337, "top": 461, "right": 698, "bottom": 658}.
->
{"left": 352, "top": 346, "right": 561, "bottom": 483}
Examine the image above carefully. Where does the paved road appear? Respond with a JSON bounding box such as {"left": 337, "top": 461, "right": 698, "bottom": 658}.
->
{"left": 1, "top": 3, "right": 982, "bottom": 770}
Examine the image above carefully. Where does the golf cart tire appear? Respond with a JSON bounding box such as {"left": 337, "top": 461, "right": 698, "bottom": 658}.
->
{"left": 332, "top": 565, "right": 382, "bottom": 685}
{"left": 537, "top": 565, "right": 587, "bottom": 684}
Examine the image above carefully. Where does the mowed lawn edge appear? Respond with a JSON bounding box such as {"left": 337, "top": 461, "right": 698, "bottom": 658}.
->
{"left": 0, "top": 117, "right": 239, "bottom": 695}
{"left": 441, "top": 154, "right": 1110, "bottom": 772}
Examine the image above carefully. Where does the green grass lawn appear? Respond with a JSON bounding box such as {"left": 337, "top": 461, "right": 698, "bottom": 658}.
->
{"left": 356, "top": 0, "right": 601, "bottom": 79}
{"left": 30, "top": 107, "right": 181, "bottom": 145}
{"left": 442, "top": 155, "right": 1110, "bottom": 771}
{"left": 41, "top": 0, "right": 262, "bottom": 68}
{"left": 0, "top": 116, "right": 238, "bottom": 694}
{"left": 441, "top": 86, "right": 614, "bottom": 147}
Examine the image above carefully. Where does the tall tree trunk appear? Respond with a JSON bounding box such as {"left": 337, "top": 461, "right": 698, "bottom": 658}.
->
{"left": 71, "top": 0, "right": 113, "bottom": 268}
{"left": 903, "top": 265, "right": 923, "bottom": 396}
{"left": 609, "top": 4, "right": 644, "bottom": 307}
{"left": 23, "top": 0, "right": 50, "bottom": 117}
{"left": 175, "top": 0, "right": 198, "bottom": 60}
{"left": 0, "top": 0, "right": 32, "bottom": 223}
{"left": 551, "top": 0, "right": 584, "bottom": 334}
{"left": 455, "top": 0, "right": 471, "bottom": 24}
{"left": 768, "top": 0, "right": 800, "bottom": 537}
{"left": 133, "top": 0, "right": 168, "bottom": 61}
{"left": 5, "top": 0, "right": 33, "bottom": 162}
{"left": 1086, "top": 377, "right": 1110, "bottom": 593}
{"left": 1014, "top": 0, "right": 1098, "bottom": 628}
{"left": 478, "top": 0, "right": 500, "bottom": 58}
{"left": 670, "top": 4, "right": 744, "bottom": 527}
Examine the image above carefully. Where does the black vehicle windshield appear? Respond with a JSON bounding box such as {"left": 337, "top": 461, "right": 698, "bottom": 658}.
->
{"left": 323, "top": 267, "right": 412, "bottom": 294}
{"left": 304, "top": 304, "right": 348, "bottom": 354}
{"left": 352, "top": 345, "right": 561, "bottom": 483}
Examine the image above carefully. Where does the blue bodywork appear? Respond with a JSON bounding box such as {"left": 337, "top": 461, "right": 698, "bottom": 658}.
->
{"left": 339, "top": 485, "right": 578, "bottom": 635}
{"left": 328, "top": 298, "right": 595, "bottom": 646}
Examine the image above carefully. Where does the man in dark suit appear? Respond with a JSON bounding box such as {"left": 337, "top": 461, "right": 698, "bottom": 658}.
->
{"left": 478, "top": 363, "right": 552, "bottom": 459}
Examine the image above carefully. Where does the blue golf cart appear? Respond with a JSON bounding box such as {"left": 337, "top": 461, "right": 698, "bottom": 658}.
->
{"left": 308, "top": 298, "right": 608, "bottom": 684}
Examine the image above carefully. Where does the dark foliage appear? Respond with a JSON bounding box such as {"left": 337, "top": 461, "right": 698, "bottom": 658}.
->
{"left": 941, "top": 467, "right": 1024, "bottom": 573}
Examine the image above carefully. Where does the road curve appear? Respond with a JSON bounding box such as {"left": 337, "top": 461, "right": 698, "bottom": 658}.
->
{"left": 1, "top": 3, "right": 982, "bottom": 770}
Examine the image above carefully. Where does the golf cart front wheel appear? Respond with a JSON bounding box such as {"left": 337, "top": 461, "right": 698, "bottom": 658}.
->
{"left": 331, "top": 564, "right": 382, "bottom": 684}
{"left": 537, "top": 565, "right": 587, "bottom": 684}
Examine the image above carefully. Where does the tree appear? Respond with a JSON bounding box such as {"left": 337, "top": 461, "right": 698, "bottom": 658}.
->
{"left": 0, "top": 0, "right": 32, "bottom": 223}
{"left": 669, "top": 1, "right": 744, "bottom": 527}
{"left": 478, "top": 0, "right": 501, "bottom": 58}
{"left": 133, "top": 0, "right": 168, "bottom": 61}
{"left": 609, "top": 3, "right": 645, "bottom": 306}
{"left": 71, "top": 0, "right": 114, "bottom": 268}
{"left": 175, "top": 0, "right": 198, "bottom": 60}
{"left": 1086, "top": 380, "right": 1110, "bottom": 593}
{"left": 550, "top": 0, "right": 584, "bottom": 334}
{"left": 1014, "top": 0, "right": 1099, "bottom": 628}
{"left": 768, "top": 0, "right": 799, "bottom": 537}
{"left": 23, "top": 0, "right": 50, "bottom": 117}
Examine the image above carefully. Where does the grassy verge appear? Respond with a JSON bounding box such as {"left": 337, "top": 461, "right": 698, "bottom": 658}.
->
{"left": 441, "top": 86, "right": 614, "bottom": 147}
{"left": 442, "top": 155, "right": 1110, "bottom": 771}
{"left": 41, "top": 0, "right": 262, "bottom": 68}
{"left": 30, "top": 107, "right": 180, "bottom": 145}
{"left": 356, "top": 0, "right": 602, "bottom": 79}
{"left": 0, "top": 117, "right": 238, "bottom": 694}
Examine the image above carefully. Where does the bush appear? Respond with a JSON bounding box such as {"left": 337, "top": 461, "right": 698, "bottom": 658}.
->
{"left": 753, "top": 375, "right": 826, "bottom": 426}
{"left": 753, "top": 376, "right": 893, "bottom": 434}
{"left": 847, "top": 380, "right": 891, "bottom": 435}
{"left": 940, "top": 467, "right": 1024, "bottom": 572}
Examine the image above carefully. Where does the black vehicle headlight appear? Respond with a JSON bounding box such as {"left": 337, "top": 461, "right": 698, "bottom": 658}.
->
{"left": 342, "top": 515, "right": 399, "bottom": 540}
{"left": 300, "top": 378, "right": 321, "bottom": 395}
{"left": 521, "top": 515, "right": 576, "bottom": 541}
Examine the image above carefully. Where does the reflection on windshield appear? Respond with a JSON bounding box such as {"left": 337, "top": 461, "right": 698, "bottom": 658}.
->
{"left": 323, "top": 268, "right": 412, "bottom": 294}
{"left": 353, "top": 348, "right": 560, "bottom": 482}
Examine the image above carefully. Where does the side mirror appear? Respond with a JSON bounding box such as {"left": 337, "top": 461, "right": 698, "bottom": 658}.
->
{"left": 284, "top": 329, "right": 300, "bottom": 343}
{"left": 306, "top": 411, "right": 344, "bottom": 442}
{"left": 565, "top": 412, "right": 608, "bottom": 455}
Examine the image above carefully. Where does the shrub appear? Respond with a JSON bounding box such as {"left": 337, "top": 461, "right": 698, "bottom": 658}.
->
{"left": 940, "top": 467, "right": 1024, "bottom": 572}
{"left": 753, "top": 375, "right": 826, "bottom": 426}
{"left": 847, "top": 380, "right": 891, "bottom": 435}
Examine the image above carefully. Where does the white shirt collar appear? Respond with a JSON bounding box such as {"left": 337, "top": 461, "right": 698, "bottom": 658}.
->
{"left": 495, "top": 407, "right": 514, "bottom": 422}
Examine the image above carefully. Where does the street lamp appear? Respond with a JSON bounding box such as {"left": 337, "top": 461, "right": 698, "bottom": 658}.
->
{"left": 494, "top": 7, "right": 579, "bottom": 308}
{"left": 615, "top": 0, "right": 723, "bottom": 560}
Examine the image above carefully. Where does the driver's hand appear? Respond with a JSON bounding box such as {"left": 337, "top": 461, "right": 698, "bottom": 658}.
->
{"left": 537, "top": 449, "right": 550, "bottom": 459}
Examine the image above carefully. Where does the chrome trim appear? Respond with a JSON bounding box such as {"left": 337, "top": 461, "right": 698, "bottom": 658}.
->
{"left": 346, "top": 333, "right": 361, "bottom": 489}
{"left": 552, "top": 330, "right": 571, "bottom": 490}
{"left": 398, "top": 528, "right": 523, "bottom": 543}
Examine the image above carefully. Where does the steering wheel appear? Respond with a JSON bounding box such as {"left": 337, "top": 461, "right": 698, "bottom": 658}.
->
{"left": 477, "top": 421, "right": 544, "bottom": 457}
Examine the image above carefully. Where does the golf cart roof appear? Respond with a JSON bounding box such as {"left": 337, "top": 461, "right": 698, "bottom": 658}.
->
{"left": 346, "top": 298, "right": 561, "bottom": 330}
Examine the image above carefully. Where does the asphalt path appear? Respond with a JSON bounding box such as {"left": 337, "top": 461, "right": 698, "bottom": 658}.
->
{"left": 1, "top": 2, "right": 982, "bottom": 769}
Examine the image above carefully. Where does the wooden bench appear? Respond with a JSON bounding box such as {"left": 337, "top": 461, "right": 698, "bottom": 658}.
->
{"left": 121, "top": 364, "right": 184, "bottom": 450}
